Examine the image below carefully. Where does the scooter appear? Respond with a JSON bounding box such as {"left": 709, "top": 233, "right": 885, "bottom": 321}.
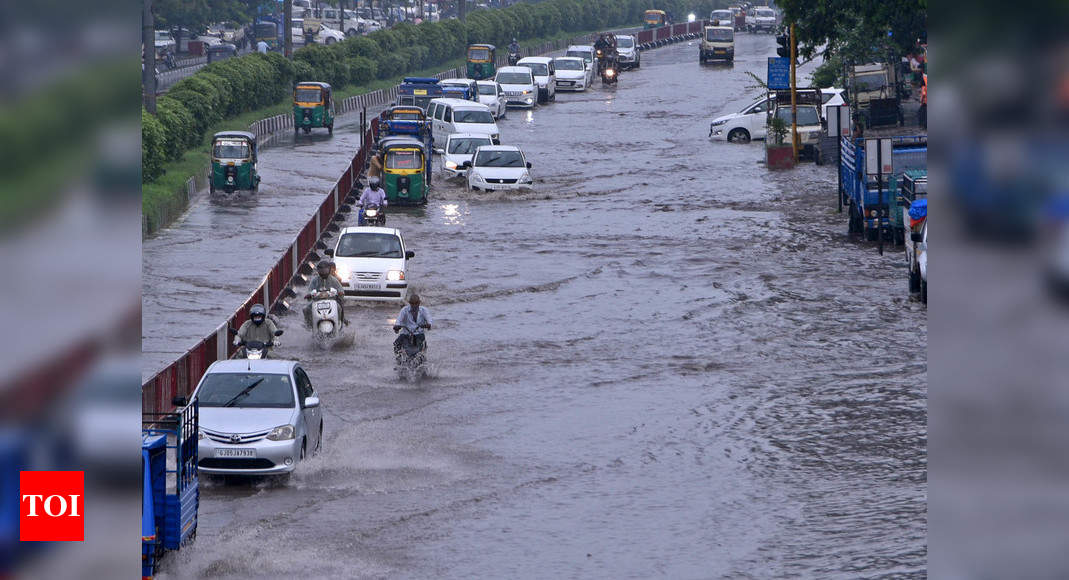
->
{"left": 307, "top": 288, "right": 342, "bottom": 341}
{"left": 361, "top": 204, "right": 386, "bottom": 226}
{"left": 395, "top": 327, "right": 428, "bottom": 380}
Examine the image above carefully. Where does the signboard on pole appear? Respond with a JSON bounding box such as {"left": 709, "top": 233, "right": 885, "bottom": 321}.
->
{"left": 865, "top": 138, "right": 893, "bottom": 175}
{"left": 826, "top": 104, "right": 850, "bottom": 138}
{"left": 767, "top": 57, "right": 790, "bottom": 90}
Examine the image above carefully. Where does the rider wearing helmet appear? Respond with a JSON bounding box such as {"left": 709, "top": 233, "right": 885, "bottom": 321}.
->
{"left": 305, "top": 260, "right": 347, "bottom": 326}
{"left": 508, "top": 37, "right": 520, "bottom": 54}
{"left": 392, "top": 292, "right": 432, "bottom": 363}
{"left": 234, "top": 303, "right": 281, "bottom": 347}
{"left": 358, "top": 176, "right": 388, "bottom": 225}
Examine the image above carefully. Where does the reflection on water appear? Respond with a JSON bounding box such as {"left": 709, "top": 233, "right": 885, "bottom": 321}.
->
{"left": 439, "top": 203, "right": 467, "bottom": 227}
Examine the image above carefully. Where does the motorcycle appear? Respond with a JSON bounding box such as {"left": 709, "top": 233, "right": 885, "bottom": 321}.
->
{"left": 306, "top": 288, "right": 342, "bottom": 342}
{"left": 507, "top": 51, "right": 520, "bottom": 66}
{"left": 394, "top": 327, "right": 428, "bottom": 380}
{"left": 234, "top": 329, "right": 284, "bottom": 359}
{"left": 600, "top": 61, "right": 618, "bottom": 85}
{"left": 361, "top": 204, "right": 386, "bottom": 226}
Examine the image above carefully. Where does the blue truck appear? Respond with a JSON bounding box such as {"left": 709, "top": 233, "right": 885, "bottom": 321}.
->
{"left": 840, "top": 134, "right": 927, "bottom": 244}
{"left": 142, "top": 402, "right": 199, "bottom": 579}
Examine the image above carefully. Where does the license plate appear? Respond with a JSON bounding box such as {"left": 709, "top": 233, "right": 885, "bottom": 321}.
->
{"left": 558, "top": 81, "right": 573, "bottom": 86}
{"left": 215, "top": 448, "right": 255, "bottom": 458}
{"left": 355, "top": 283, "right": 379, "bottom": 290}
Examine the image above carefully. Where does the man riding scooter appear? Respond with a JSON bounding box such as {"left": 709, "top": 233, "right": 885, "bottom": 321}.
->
{"left": 304, "top": 260, "right": 347, "bottom": 327}
{"left": 358, "top": 177, "right": 388, "bottom": 225}
{"left": 392, "top": 293, "right": 432, "bottom": 365}
{"left": 234, "top": 303, "right": 282, "bottom": 357}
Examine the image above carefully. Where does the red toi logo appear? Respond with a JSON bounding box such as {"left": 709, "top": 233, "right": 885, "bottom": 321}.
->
{"left": 20, "top": 471, "right": 84, "bottom": 542}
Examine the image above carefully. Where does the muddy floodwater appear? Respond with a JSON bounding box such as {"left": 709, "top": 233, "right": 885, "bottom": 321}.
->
{"left": 150, "top": 34, "right": 926, "bottom": 579}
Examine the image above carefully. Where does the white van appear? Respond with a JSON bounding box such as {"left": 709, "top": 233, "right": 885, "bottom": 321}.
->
{"left": 516, "top": 56, "right": 556, "bottom": 103}
{"left": 565, "top": 45, "right": 597, "bottom": 74}
{"left": 426, "top": 98, "right": 500, "bottom": 149}
{"left": 495, "top": 66, "right": 538, "bottom": 108}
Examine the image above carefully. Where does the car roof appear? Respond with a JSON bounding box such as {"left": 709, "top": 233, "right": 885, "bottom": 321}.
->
{"left": 447, "top": 132, "right": 494, "bottom": 141}
{"left": 214, "top": 131, "right": 255, "bottom": 140}
{"left": 567, "top": 45, "right": 594, "bottom": 51}
{"left": 497, "top": 66, "right": 534, "bottom": 74}
{"left": 475, "top": 80, "right": 500, "bottom": 86}
{"left": 474, "top": 145, "right": 522, "bottom": 152}
{"left": 518, "top": 56, "right": 552, "bottom": 63}
{"left": 207, "top": 359, "right": 297, "bottom": 374}
{"left": 440, "top": 77, "right": 476, "bottom": 83}
{"left": 338, "top": 226, "right": 401, "bottom": 236}
{"left": 428, "top": 97, "right": 489, "bottom": 109}
{"left": 553, "top": 56, "right": 584, "bottom": 62}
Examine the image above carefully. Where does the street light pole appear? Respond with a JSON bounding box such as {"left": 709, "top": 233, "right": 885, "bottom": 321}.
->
{"left": 284, "top": 0, "right": 293, "bottom": 58}
{"left": 790, "top": 23, "right": 798, "bottom": 163}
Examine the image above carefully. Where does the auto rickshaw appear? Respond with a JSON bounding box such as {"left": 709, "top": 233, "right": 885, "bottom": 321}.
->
{"left": 293, "top": 81, "right": 335, "bottom": 137}
{"left": 378, "top": 136, "right": 429, "bottom": 205}
{"left": 466, "top": 44, "right": 496, "bottom": 80}
{"left": 210, "top": 131, "right": 260, "bottom": 194}
{"left": 644, "top": 9, "right": 667, "bottom": 28}
{"left": 377, "top": 106, "right": 430, "bottom": 141}
{"left": 254, "top": 20, "right": 280, "bottom": 49}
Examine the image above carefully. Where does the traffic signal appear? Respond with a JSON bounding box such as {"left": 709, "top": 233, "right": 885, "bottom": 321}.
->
{"left": 776, "top": 33, "right": 790, "bottom": 58}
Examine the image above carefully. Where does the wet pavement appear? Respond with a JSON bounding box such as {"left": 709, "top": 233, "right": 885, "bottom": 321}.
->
{"left": 153, "top": 33, "right": 926, "bottom": 578}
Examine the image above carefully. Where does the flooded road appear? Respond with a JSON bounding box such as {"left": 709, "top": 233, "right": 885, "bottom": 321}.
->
{"left": 157, "top": 33, "right": 926, "bottom": 578}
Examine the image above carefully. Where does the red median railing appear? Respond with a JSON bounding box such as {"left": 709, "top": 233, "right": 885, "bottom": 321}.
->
{"left": 142, "top": 124, "right": 376, "bottom": 414}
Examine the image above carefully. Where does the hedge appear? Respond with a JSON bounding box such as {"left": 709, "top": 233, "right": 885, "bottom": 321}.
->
{"left": 142, "top": 0, "right": 726, "bottom": 185}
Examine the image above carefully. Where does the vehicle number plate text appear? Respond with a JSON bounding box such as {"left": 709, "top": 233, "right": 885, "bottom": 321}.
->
{"left": 216, "top": 448, "right": 255, "bottom": 458}
{"left": 356, "top": 283, "right": 379, "bottom": 290}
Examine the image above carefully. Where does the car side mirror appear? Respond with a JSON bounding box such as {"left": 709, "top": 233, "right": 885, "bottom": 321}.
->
{"left": 172, "top": 396, "right": 188, "bottom": 407}
{"left": 910, "top": 232, "right": 923, "bottom": 243}
{"left": 324, "top": 248, "right": 334, "bottom": 257}
{"left": 274, "top": 329, "right": 284, "bottom": 336}
{"left": 526, "top": 161, "right": 532, "bottom": 168}
{"left": 405, "top": 250, "right": 415, "bottom": 259}
{"left": 303, "top": 396, "right": 320, "bottom": 408}
{"left": 460, "top": 160, "right": 471, "bottom": 168}
{"left": 434, "top": 148, "right": 445, "bottom": 154}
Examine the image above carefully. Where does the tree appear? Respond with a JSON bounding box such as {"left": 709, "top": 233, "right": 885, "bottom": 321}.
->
{"left": 776, "top": 0, "right": 926, "bottom": 61}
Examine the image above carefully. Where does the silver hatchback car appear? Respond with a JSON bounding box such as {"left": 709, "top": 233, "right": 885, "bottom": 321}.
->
{"left": 192, "top": 359, "right": 324, "bottom": 475}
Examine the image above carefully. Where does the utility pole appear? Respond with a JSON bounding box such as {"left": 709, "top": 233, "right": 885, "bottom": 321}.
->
{"left": 340, "top": 0, "right": 345, "bottom": 36}
{"left": 142, "top": 0, "right": 157, "bottom": 113}
{"left": 458, "top": 0, "right": 466, "bottom": 20}
{"left": 284, "top": 0, "right": 293, "bottom": 57}
{"left": 790, "top": 23, "right": 798, "bottom": 162}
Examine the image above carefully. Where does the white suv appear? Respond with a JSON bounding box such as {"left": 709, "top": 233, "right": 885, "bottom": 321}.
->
{"left": 495, "top": 66, "right": 538, "bottom": 108}
{"left": 614, "top": 35, "right": 640, "bottom": 69}
{"left": 327, "top": 227, "right": 414, "bottom": 302}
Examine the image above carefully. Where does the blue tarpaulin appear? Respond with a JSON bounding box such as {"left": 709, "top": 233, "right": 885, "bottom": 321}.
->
{"left": 909, "top": 198, "right": 927, "bottom": 221}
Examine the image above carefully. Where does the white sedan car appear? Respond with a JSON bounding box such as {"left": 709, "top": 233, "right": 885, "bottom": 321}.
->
{"left": 476, "top": 80, "right": 508, "bottom": 119}
{"left": 709, "top": 88, "right": 846, "bottom": 143}
{"left": 193, "top": 359, "right": 324, "bottom": 476}
{"left": 441, "top": 133, "right": 493, "bottom": 178}
{"left": 464, "top": 145, "right": 534, "bottom": 192}
{"left": 552, "top": 56, "right": 591, "bottom": 91}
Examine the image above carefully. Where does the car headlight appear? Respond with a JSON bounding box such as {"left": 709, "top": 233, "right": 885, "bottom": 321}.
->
{"left": 387, "top": 270, "right": 405, "bottom": 281}
{"left": 445, "top": 160, "right": 457, "bottom": 169}
{"left": 522, "top": 89, "right": 532, "bottom": 94}
{"left": 710, "top": 119, "right": 727, "bottom": 127}
{"left": 519, "top": 171, "right": 532, "bottom": 183}
{"left": 471, "top": 172, "right": 486, "bottom": 183}
{"left": 335, "top": 264, "right": 350, "bottom": 279}
{"left": 267, "top": 424, "right": 295, "bottom": 441}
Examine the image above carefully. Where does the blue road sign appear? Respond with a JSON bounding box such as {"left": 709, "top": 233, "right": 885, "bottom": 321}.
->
{"left": 767, "top": 57, "right": 790, "bottom": 90}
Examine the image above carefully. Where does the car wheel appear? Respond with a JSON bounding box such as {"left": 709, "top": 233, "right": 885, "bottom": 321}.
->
{"left": 300, "top": 439, "right": 306, "bottom": 461}
{"left": 209, "top": 181, "right": 215, "bottom": 195}
{"left": 909, "top": 266, "right": 921, "bottom": 293}
{"left": 315, "top": 423, "right": 323, "bottom": 454}
{"left": 920, "top": 279, "right": 927, "bottom": 304}
{"left": 727, "top": 128, "right": 750, "bottom": 143}
{"left": 328, "top": 123, "right": 334, "bottom": 136}
{"left": 325, "top": 37, "right": 335, "bottom": 45}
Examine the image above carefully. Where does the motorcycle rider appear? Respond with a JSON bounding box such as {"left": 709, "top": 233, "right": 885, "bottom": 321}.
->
{"left": 593, "top": 33, "right": 618, "bottom": 72}
{"left": 508, "top": 37, "right": 521, "bottom": 62}
{"left": 234, "top": 304, "right": 281, "bottom": 352}
{"left": 305, "top": 260, "right": 347, "bottom": 327}
{"left": 392, "top": 293, "right": 432, "bottom": 363}
{"left": 358, "top": 176, "right": 388, "bottom": 225}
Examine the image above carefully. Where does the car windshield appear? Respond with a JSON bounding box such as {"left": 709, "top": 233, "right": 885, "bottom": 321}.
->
{"left": 566, "top": 50, "right": 592, "bottom": 62}
{"left": 711, "top": 10, "right": 733, "bottom": 21}
{"left": 475, "top": 150, "right": 524, "bottom": 167}
{"left": 757, "top": 9, "right": 775, "bottom": 17}
{"left": 213, "top": 139, "right": 249, "bottom": 159}
{"left": 385, "top": 149, "right": 423, "bottom": 169}
{"left": 554, "top": 59, "right": 584, "bottom": 70}
{"left": 775, "top": 106, "right": 820, "bottom": 126}
{"left": 448, "top": 137, "right": 492, "bottom": 154}
{"left": 477, "top": 84, "right": 497, "bottom": 95}
{"left": 615, "top": 37, "right": 634, "bottom": 48}
{"left": 854, "top": 73, "right": 887, "bottom": 91}
{"left": 706, "top": 28, "right": 733, "bottom": 41}
{"left": 336, "top": 233, "right": 403, "bottom": 258}
{"left": 521, "top": 62, "right": 548, "bottom": 76}
{"left": 389, "top": 111, "right": 422, "bottom": 120}
{"left": 197, "top": 373, "right": 294, "bottom": 408}
{"left": 454, "top": 109, "right": 494, "bottom": 123}
{"left": 296, "top": 88, "right": 322, "bottom": 102}
{"left": 469, "top": 47, "right": 491, "bottom": 60}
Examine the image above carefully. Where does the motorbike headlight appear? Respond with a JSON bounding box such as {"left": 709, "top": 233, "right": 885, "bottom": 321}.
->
{"left": 365, "top": 208, "right": 378, "bottom": 217}
{"left": 267, "top": 424, "right": 295, "bottom": 441}
{"left": 387, "top": 270, "right": 405, "bottom": 281}
{"left": 445, "top": 160, "right": 458, "bottom": 169}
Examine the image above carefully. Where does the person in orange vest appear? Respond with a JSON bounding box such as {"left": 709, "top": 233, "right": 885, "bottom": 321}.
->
{"left": 919, "top": 73, "right": 927, "bottom": 129}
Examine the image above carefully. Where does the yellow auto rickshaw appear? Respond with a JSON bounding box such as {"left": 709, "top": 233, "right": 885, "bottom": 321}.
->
{"left": 644, "top": 9, "right": 668, "bottom": 28}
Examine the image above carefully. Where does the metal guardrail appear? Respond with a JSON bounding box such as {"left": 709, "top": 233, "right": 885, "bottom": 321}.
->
{"left": 141, "top": 23, "right": 698, "bottom": 414}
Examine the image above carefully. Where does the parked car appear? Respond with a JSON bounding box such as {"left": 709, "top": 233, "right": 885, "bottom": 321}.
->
{"left": 475, "top": 80, "right": 508, "bottom": 119}
{"left": 709, "top": 88, "right": 845, "bottom": 143}
{"left": 516, "top": 56, "right": 556, "bottom": 103}
{"left": 552, "top": 57, "right": 591, "bottom": 91}
{"left": 427, "top": 98, "right": 500, "bottom": 148}
{"left": 614, "top": 35, "right": 641, "bottom": 69}
{"left": 495, "top": 66, "right": 538, "bottom": 108}
{"left": 193, "top": 359, "right": 324, "bottom": 476}
{"left": 441, "top": 133, "right": 494, "bottom": 178}
{"left": 327, "top": 227, "right": 415, "bottom": 302}
{"left": 770, "top": 94, "right": 824, "bottom": 161}
{"left": 464, "top": 145, "right": 534, "bottom": 192}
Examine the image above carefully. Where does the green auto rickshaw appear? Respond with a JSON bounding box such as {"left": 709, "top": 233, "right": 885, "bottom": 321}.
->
{"left": 210, "top": 131, "right": 260, "bottom": 194}
{"left": 379, "top": 136, "right": 429, "bottom": 205}
{"left": 466, "top": 44, "right": 496, "bottom": 80}
{"left": 294, "top": 81, "right": 335, "bottom": 136}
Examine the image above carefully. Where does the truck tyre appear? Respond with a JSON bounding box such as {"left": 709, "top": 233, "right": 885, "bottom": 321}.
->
{"left": 328, "top": 123, "right": 334, "bottom": 136}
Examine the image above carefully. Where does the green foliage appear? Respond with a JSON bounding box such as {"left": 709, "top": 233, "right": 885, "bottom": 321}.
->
{"left": 777, "top": 0, "right": 927, "bottom": 61}
{"left": 155, "top": 96, "right": 197, "bottom": 160}
{"left": 769, "top": 117, "right": 789, "bottom": 145}
{"left": 142, "top": 108, "right": 167, "bottom": 182}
